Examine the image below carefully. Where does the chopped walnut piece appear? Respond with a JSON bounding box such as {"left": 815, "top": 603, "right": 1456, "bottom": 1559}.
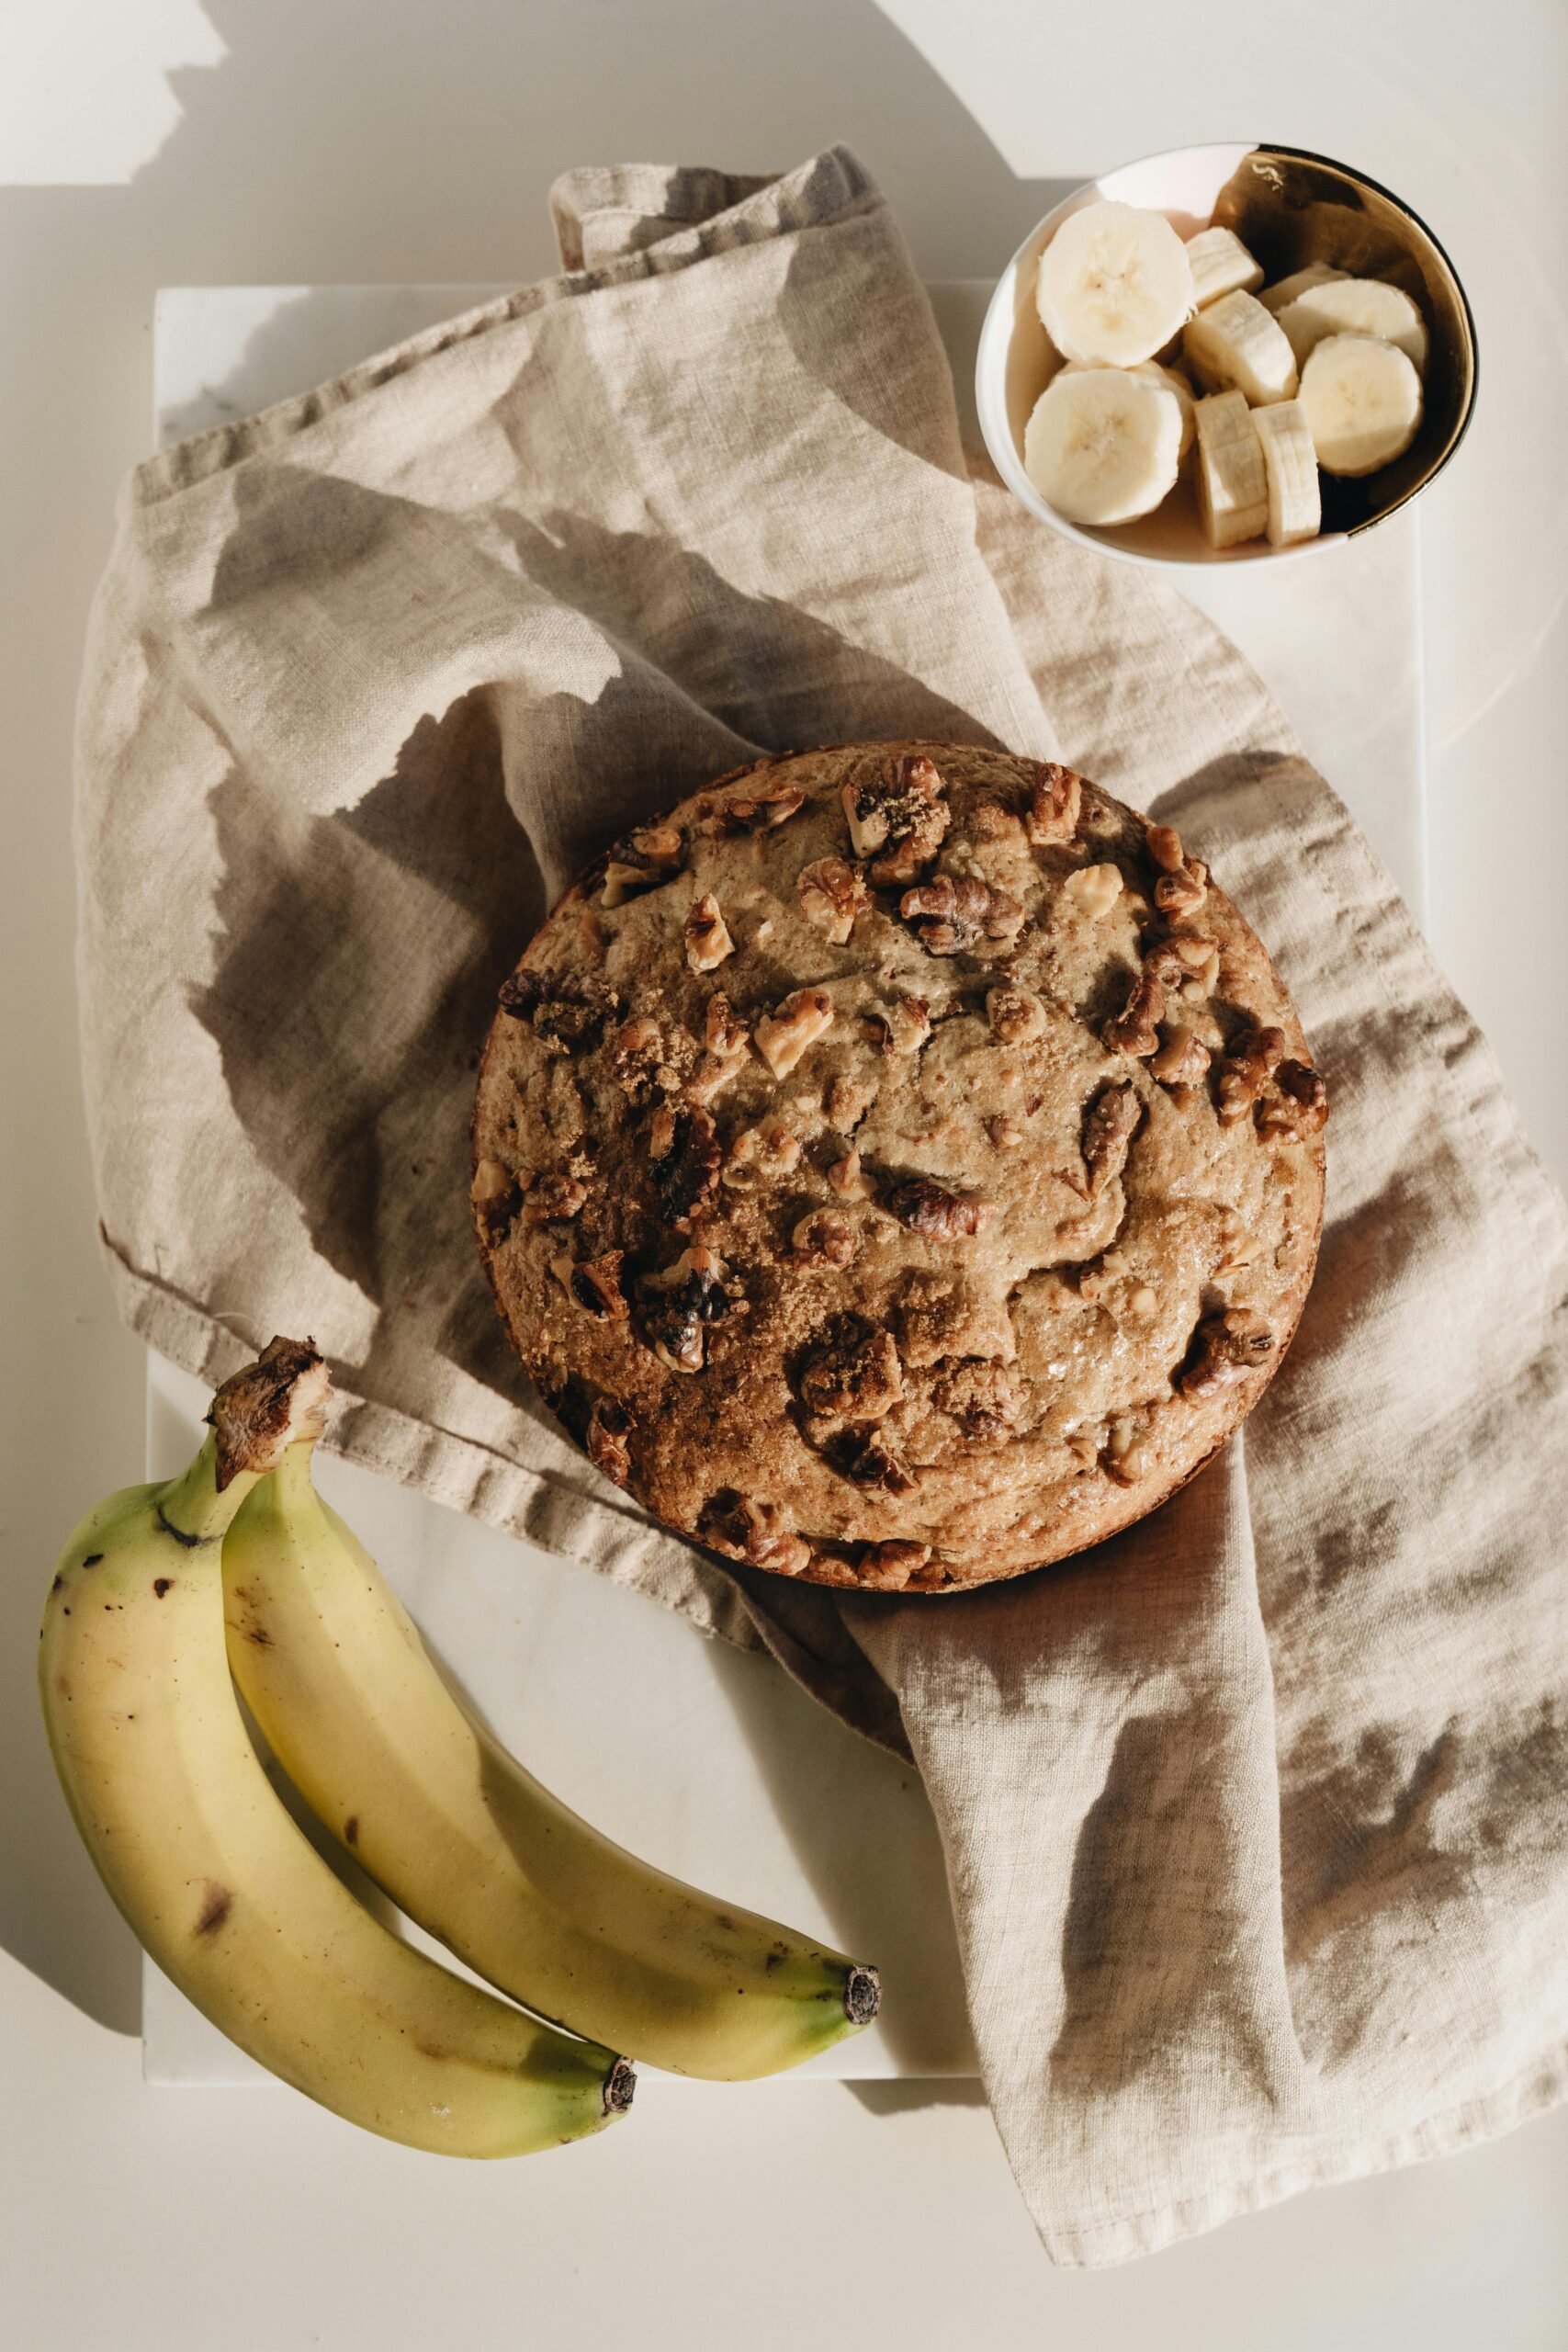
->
{"left": 687, "top": 993, "right": 750, "bottom": 1101}
{"left": 1150, "top": 1025, "right": 1213, "bottom": 1091}
{"left": 551, "top": 1249, "right": 629, "bottom": 1321}
{"left": 842, "top": 752, "right": 951, "bottom": 882}
{"left": 698, "top": 782, "right": 807, "bottom": 835}
{"left": 683, "top": 893, "right": 734, "bottom": 973}
{"left": 585, "top": 1398, "right": 634, "bottom": 1487}
{"left": 1258, "top": 1058, "right": 1328, "bottom": 1142}
{"left": 470, "top": 1157, "right": 517, "bottom": 1230}
{"left": 886, "top": 1179, "right": 990, "bottom": 1238}
{"left": 987, "top": 1115, "right": 1024, "bottom": 1151}
{"left": 1179, "top": 1308, "right": 1274, "bottom": 1399}
{"left": 601, "top": 823, "right": 686, "bottom": 907}
{"left": 1104, "top": 969, "right": 1167, "bottom": 1057}
{"left": 799, "top": 1327, "right": 904, "bottom": 1421}
{"left": 754, "top": 987, "right": 835, "bottom": 1078}
{"left": 797, "top": 857, "right": 869, "bottom": 944}
{"left": 637, "top": 1244, "right": 732, "bottom": 1372}
{"left": 521, "top": 1170, "right": 589, "bottom": 1226}
{"left": 858, "top": 1540, "right": 930, "bottom": 1590}
{"left": 1103, "top": 1416, "right": 1153, "bottom": 1487}
{"left": 648, "top": 1105, "right": 677, "bottom": 1160}
{"left": 792, "top": 1209, "right": 859, "bottom": 1269}
{"left": 1081, "top": 1082, "right": 1143, "bottom": 1193}
{"left": 652, "top": 1106, "right": 721, "bottom": 1227}
{"left": 1146, "top": 823, "right": 1186, "bottom": 873}
{"left": 986, "top": 984, "right": 1047, "bottom": 1045}
{"left": 1156, "top": 859, "right": 1209, "bottom": 920}
{"left": 1062, "top": 863, "right": 1123, "bottom": 921}
{"left": 900, "top": 873, "right": 1024, "bottom": 956}
{"left": 863, "top": 994, "right": 931, "bottom": 1057}
{"left": 1026, "top": 762, "right": 1083, "bottom": 845}
{"left": 827, "top": 1145, "right": 873, "bottom": 1199}
{"left": 845, "top": 1433, "right": 919, "bottom": 1497}
{"left": 1144, "top": 821, "right": 1209, "bottom": 918}
{"left": 1215, "top": 1025, "right": 1286, "bottom": 1124}
{"left": 609, "top": 1016, "right": 665, "bottom": 1102}
{"left": 722, "top": 1118, "right": 800, "bottom": 1190}
{"left": 700, "top": 1492, "right": 810, "bottom": 1576}
{"left": 931, "top": 1358, "right": 1025, "bottom": 1441}
{"left": 1170, "top": 933, "right": 1220, "bottom": 975}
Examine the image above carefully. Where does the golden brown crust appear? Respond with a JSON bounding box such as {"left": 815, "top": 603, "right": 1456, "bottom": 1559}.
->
{"left": 473, "top": 744, "right": 1325, "bottom": 1594}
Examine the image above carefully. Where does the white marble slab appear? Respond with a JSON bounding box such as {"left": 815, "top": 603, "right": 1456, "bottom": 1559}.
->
{"left": 144, "top": 279, "right": 1427, "bottom": 2087}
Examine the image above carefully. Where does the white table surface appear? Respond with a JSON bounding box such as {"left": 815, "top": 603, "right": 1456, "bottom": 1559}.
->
{"left": 4, "top": 4, "right": 1566, "bottom": 2346}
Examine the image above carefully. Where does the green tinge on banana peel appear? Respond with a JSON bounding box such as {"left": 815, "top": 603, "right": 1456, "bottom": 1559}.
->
{"left": 223, "top": 1392, "right": 881, "bottom": 2080}
{"left": 39, "top": 1339, "right": 633, "bottom": 2157}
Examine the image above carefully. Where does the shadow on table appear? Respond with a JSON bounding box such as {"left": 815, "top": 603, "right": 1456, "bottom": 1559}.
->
{"left": 2, "top": 0, "right": 1070, "bottom": 2032}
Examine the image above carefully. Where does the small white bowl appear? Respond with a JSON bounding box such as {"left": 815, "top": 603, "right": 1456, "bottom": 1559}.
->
{"left": 975, "top": 141, "right": 1477, "bottom": 570}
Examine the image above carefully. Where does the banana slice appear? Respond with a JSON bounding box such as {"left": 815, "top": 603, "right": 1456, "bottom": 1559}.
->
{"left": 1024, "top": 367, "right": 1184, "bottom": 526}
{"left": 1036, "top": 200, "right": 1195, "bottom": 368}
{"left": 1278, "top": 277, "right": 1427, "bottom": 371}
{"left": 1193, "top": 390, "right": 1268, "bottom": 548}
{"left": 1060, "top": 358, "right": 1195, "bottom": 463}
{"left": 1252, "top": 401, "right": 1322, "bottom": 546}
{"left": 1260, "top": 263, "right": 1346, "bottom": 314}
{"left": 1184, "top": 288, "right": 1298, "bottom": 406}
{"left": 1299, "top": 333, "right": 1424, "bottom": 476}
{"left": 1184, "top": 226, "right": 1263, "bottom": 307}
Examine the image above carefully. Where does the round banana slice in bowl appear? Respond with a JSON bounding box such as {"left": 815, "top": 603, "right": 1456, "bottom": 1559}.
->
{"left": 976, "top": 141, "right": 1476, "bottom": 568}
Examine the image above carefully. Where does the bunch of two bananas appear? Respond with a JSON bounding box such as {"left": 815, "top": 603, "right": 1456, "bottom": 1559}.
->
{"left": 40, "top": 1340, "right": 879, "bottom": 2156}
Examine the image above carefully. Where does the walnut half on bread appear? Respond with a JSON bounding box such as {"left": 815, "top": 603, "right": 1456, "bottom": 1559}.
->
{"left": 474, "top": 743, "right": 1325, "bottom": 1594}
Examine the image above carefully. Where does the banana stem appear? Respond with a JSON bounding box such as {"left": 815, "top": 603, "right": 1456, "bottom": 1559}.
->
{"left": 162, "top": 1337, "right": 332, "bottom": 1543}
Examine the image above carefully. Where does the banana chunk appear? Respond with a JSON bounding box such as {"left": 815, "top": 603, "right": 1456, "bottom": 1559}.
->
{"left": 1252, "top": 401, "right": 1322, "bottom": 546}
{"left": 1185, "top": 225, "right": 1263, "bottom": 307}
{"left": 1184, "top": 288, "right": 1299, "bottom": 406}
{"left": 1194, "top": 389, "right": 1268, "bottom": 548}
{"left": 1300, "top": 333, "right": 1424, "bottom": 476}
{"left": 1278, "top": 277, "right": 1428, "bottom": 371}
{"left": 1260, "top": 262, "right": 1346, "bottom": 314}
{"left": 1036, "top": 199, "right": 1195, "bottom": 368}
{"left": 1061, "top": 357, "right": 1195, "bottom": 463}
{"left": 1024, "top": 366, "right": 1185, "bottom": 526}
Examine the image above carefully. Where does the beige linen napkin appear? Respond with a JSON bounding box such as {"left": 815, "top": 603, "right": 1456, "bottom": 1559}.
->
{"left": 76, "top": 149, "right": 1568, "bottom": 2264}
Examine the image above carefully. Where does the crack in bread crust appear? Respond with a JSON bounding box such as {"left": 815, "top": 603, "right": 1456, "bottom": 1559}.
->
{"left": 472, "top": 743, "right": 1325, "bottom": 1594}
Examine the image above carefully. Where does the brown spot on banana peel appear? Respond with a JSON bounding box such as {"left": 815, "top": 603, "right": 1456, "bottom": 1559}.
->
{"left": 195, "top": 1883, "right": 232, "bottom": 1937}
{"left": 344, "top": 1816, "right": 359, "bottom": 1847}
{"left": 152, "top": 1578, "right": 172, "bottom": 1597}
{"left": 83, "top": 1553, "right": 103, "bottom": 1566}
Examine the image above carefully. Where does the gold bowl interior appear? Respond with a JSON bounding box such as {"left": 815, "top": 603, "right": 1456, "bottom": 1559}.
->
{"left": 1211, "top": 146, "right": 1476, "bottom": 536}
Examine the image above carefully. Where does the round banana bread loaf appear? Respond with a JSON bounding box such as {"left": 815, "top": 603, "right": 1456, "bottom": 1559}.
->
{"left": 473, "top": 742, "right": 1325, "bottom": 1594}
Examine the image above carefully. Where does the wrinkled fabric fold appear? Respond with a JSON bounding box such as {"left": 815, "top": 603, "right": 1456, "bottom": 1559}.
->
{"left": 75, "top": 147, "right": 1568, "bottom": 2263}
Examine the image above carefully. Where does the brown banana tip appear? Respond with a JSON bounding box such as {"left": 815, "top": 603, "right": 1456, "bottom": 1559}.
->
{"left": 208, "top": 1336, "right": 333, "bottom": 1489}
{"left": 844, "top": 1965, "right": 881, "bottom": 2027}
{"left": 604, "top": 2057, "right": 637, "bottom": 2116}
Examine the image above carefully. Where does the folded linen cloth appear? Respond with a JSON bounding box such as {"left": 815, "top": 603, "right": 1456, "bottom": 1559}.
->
{"left": 76, "top": 147, "right": 1568, "bottom": 2264}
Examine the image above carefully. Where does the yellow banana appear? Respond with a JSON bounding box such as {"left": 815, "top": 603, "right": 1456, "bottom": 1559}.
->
{"left": 40, "top": 1340, "right": 633, "bottom": 2157}
{"left": 223, "top": 1422, "right": 881, "bottom": 2079}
